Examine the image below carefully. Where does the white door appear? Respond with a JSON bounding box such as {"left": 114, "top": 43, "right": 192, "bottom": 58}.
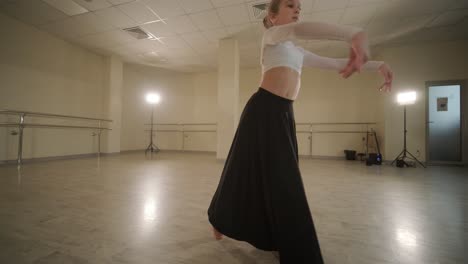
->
{"left": 427, "top": 84, "right": 462, "bottom": 163}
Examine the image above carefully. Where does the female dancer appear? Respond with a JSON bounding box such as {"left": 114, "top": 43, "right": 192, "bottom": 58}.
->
{"left": 208, "top": 0, "right": 393, "bottom": 263}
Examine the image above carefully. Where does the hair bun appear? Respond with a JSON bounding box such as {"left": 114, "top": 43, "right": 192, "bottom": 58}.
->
{"left": 263, "top": 16, "right": 272, "bottom": 29}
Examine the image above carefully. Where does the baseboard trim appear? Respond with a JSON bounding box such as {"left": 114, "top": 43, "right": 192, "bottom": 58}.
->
{"left": 299, "top": 155, "right": 346, "bottom": 160}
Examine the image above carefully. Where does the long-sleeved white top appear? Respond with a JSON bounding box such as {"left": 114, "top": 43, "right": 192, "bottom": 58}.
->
{"left": 261, "top": 22, "right": 383, "bottom": 74}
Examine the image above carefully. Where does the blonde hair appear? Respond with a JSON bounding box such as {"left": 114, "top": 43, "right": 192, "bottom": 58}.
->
{"left": 263, "top": 0, "right": 282, "bottom": 29}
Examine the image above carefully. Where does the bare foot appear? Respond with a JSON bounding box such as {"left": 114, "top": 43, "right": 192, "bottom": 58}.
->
{"left": 212, "top": 227, "right": 223, "bottom": 240}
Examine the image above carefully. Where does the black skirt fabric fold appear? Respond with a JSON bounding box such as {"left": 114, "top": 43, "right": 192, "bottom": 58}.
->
{"left": 208, "top": 88, "right": 324, "bottom": 263}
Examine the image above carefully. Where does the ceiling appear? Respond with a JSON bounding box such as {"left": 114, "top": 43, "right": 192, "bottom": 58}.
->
{"left": 1, "top": 0, "right": 468, "bottom": 72}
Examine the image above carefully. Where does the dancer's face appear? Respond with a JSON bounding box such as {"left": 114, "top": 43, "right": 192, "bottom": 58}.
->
{"left": 269, "top": 0, "right": 301, "bottom": 26}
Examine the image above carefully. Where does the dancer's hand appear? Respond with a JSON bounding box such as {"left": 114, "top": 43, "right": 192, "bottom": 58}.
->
{"left": 340, "top": 32, "right": 369, "bottom": 79}
{"left": 378, "top": 63, "right": 393, "bottom": 92}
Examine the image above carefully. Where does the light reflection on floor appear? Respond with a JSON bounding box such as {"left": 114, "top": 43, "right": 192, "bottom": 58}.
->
{"left": 0, "top": 152, "right": 466, "bottom": 264}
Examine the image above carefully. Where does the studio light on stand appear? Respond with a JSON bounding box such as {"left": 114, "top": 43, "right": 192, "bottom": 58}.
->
{"left": 391, "top": 91, "right": 426, "bottom": 168}
{"left": 145, "top": 93, "right": 161, "bottom": 155}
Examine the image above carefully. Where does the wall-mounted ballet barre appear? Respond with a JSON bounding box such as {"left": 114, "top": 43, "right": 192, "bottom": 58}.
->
{"left": 144, "top": 122, "right": 217, "bottom": 151}
{"left": 0, "top": 109, "right": 112, "bottom": 166}
{"left": 296, "top": 122, "right": 378, "bottom": 157}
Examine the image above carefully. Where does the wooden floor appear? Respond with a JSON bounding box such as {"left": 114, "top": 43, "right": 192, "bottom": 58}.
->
{"left": 0, "top": 152, "right": 467, "bottom": 264}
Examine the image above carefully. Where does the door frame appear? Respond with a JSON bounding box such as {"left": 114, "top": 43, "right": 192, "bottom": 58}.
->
{"left": 425, "top": 80, "right": 466, "bottom": 166}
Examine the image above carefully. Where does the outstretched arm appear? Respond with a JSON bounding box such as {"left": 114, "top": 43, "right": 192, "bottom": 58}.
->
{"left": 263, "top": 21, "right": 370, "bottom": 76}
{"left": 302, "top": 49, "right": 393, "bottom": 92}
{"left": 263, "top": 21, "right": 363, "bottom": 45}
{"left": 301, "top": 48, "right": 381, "bottom": 71}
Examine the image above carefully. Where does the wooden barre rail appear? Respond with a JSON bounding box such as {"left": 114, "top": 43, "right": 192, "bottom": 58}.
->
{"left": 0, "top": 109, "right": 112, "bottom": 122}
{"left": 0, "top": 123, "right": 112, "bottom": 130}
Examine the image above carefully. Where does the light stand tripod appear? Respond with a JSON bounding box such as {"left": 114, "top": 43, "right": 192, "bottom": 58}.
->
{"left": 145, "top": 105, "right": 160, "bottom": 154}
{"left": 391, "top": 105, "right": 426, "bottom": 168}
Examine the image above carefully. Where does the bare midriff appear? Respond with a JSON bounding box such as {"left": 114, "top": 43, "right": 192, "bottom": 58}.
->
{"left": 260, "top": 66, "right": 301, "bottom": 101}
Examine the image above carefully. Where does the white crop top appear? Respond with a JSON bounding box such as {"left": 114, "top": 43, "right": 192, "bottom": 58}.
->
{"left": 261, "top": 22, "right": 383, "bottom": 74}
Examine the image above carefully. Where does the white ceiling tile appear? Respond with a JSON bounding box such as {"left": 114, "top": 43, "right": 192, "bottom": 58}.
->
{"left": 164, "top": 15, "right": 199, "bottom": 34}
{"left": 366, "top": 17, "right": 401, "bottom": 42}
{"left": 348, "top": 0, "right": 388, "bottom": 7}
{"left": 40, "top": 19, "right": 76, "bottom": 39}
{"left": 73, "top": 0, "right": 111, "bottom": 11}
{"left": 189, "top": 9, "right": 223, "bottom": 30}
{"left": 159, "top": 35, "right": 192, "bottom": 49}
{"left": 41, "top": 13, "right": 112, "bottom": 39}
{"left": 85, "top": 29, "right": 137, "bottom": 47}
{"left": 393, "top": 25, "right": 461, "bottom": 45}
{"left": 180, "top": 32, "right": 209, "bottom": 44}
{"left": 369, "top": 14, "right": 436, "bottom": 45}
{"left": 142, "top": 21, "right": 176, "bottom": 37}
{"left": 117, "top": 1, "right": 160, "bottom": 24}
{"left": 374, "top": 0, "right": 453, "bottom": 20}
{"left": 71, "top": 12, "right": 115, "bottom": 36}
{"left": 0, "top": 0, "right": 68, "bottom": 25}
{"left": 202, "top": 28, "right": 229, "bottom": 42}
{"left": 371, "top": 1, "right": 404, "bottom": 21}
{"left": 179, "top": 0, "right": 213, "bottom": 13}
{"left": 139, "top": 39, "right": 167, "bottom": 51}
{"left": 107, "top": 0, "right": 135, "bottom": 5}
{"left": 455, "top": 16, "right": 468, "bottom": 35}
{"left": 297, "top": 0, "right": 315, "bottom": 14}
{"left": 216, "top": 4, "right": 250, "bottom": 26}
{"left": 395, "top": 15, "right": 437, "bottom": 32}
{"left": 164, "top": 49, "right": 198, "bottom": 59}
{"left": 312, "top": 0, "right": 348, "bottom": 12}
{"left": 113, "top": 39, "right": 161, "bottom": 54}
{"left": 43, "top": 0, "right": 88, "bottom": 16}
{"left": 196, "top": 45, "right": 219, "bottom": 56}
{"left": 301, "top": 9, "right": 345, "bottom": 24}
{"left": 226, "top": 23, "right": 252, "bottom": 36}
{"left": 172, "top": 56, "right": 205, "bottom": 66}
{"left": 345, "top": 21, "right": 370, "bottom": 28}
{"left": 138, "top": 51, "right": 169, "bottom": 65}
{"left": 144, "top": 0, "right": 185, "bottom": 19}
{"left": 341, "top": 4, "right": 379, "bottom": 25}
{"left": 94, "top": 6, "right": 137, "bottom": 29}
{"left": 449, "top": 0, "right": 468, "bottom": 9}
{"left": 425, "top": 9, "right": 468, "bottom": 28}
{"left": 180, "top": 32, "right": 215, "bottom": 49}
{"left": 245, "top": 1, "right": 263, "bottom": 22}
{"left": 197, "top": 49, "right": 218, "bottom": 58}
{"left": 211, "top": 0, "right": 244, "bottom": 8}
{"left": 40, "top": 13, "right": 100, "bottom": 39}
{"left": 75, "top": 33, "right": 114, "bottom": 49}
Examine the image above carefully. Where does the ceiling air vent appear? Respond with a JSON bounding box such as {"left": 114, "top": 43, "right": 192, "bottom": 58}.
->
{"left": 250, "top": 1, "right": 269, "bottom": 20}
{"left": 123, "top": 26, "right": 156, "bottom": 40}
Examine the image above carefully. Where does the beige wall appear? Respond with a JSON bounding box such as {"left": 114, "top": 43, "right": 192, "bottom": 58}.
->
{"left": 120, "top": 63, "right": 195, "bottom": 151}
{"left": 379, "top": 40, "right": 468, "bottom": 162}
{"left": 0, "top": 13, "right": 107, "bottom": 162}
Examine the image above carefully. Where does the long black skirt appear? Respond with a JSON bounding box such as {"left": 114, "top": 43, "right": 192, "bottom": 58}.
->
{"left": 208, "top": 88, "right": 324, "bottom": 263}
